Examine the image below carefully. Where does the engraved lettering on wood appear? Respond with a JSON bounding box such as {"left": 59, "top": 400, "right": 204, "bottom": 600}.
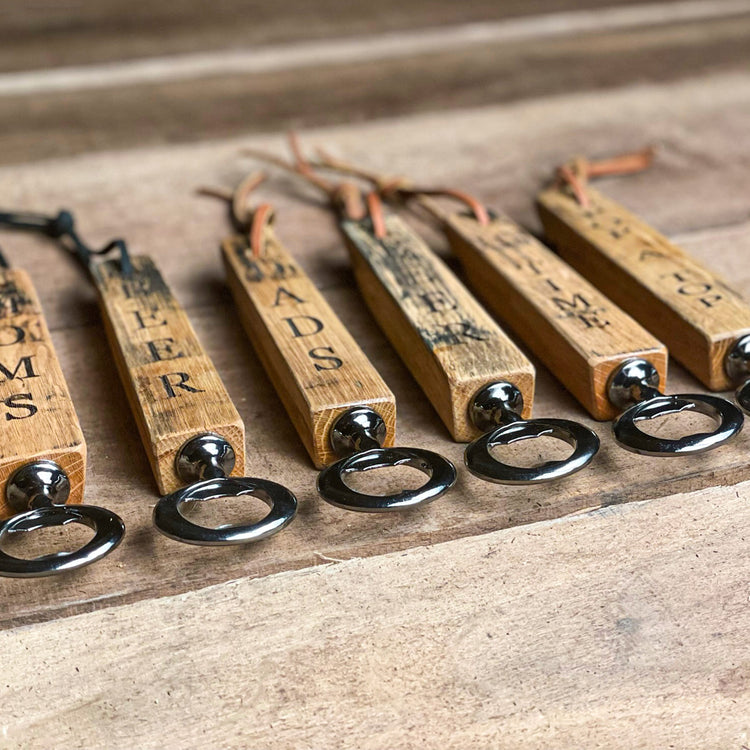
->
{"left": 341, "top": 214, "right": 535, "bottom": 441}
{"left": 92, "top": 256, "right": 244, "bottom": 494}
{"left": 222, "top": 230, "right": 396, "bottom": 468}
{"left": 443, "top": 211, "right": 667, "bottom": 420}
{"left": 537, "top": 185, "right": 750, "bottom": 390}
{"left": 0, "top": 269, "right": 86, "bottom": 517}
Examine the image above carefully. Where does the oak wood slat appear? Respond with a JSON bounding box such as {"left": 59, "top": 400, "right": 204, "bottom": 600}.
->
{"left": 0, "top": 0, "right": 696, "bottom": 72}
{"left": 0, "top": 268, "right": 86, "bottom": 516}
{"left": 1, "top": 13, "right": 749, "bottom": 168}
{"left": 342, "top": 213, "right": 535, "bottom": 440}
{"left": 2, "top": 73, "right": 750, "bottom": 628}
{"left": 222, "top": 229, "right": 395, "bottom": 468}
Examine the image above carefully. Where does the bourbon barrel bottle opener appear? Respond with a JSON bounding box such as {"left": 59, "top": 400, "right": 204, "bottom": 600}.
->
{"left": 201, "top": 174, "right": 456, "bottom": 511}
{"left": 537, "top": 151, "right": 750, "bottom": 415}
{"left": 314, "top": 151, "right": 743, "bottom": 456}
{"left": 0, "top": 243, "right": 124, "bottom": 576}
{"left": 0, "top": 209, "right": 297, "bottom": 545}
{"left": 244, "top": 138, "right": 599, "bottom": 483}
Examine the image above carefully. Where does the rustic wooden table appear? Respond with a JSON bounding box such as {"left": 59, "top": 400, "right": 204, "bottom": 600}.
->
{"left": 2, "top": 1, "right": 750, "bottom": 747}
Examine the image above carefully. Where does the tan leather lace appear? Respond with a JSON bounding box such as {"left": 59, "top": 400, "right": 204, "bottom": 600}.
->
{"left": 314, "top": 148, "right": 490, "bottom": 228}
{"left": 198, "top": 171, "right": 274, "bottom": 258}
{"left": 555, "top": 147, "right": 655, "bottom": 208}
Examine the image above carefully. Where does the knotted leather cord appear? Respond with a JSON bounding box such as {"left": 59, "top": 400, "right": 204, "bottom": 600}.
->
{"left": 198, "top": 172, "right": 275, "bottom": 258}
{"left": 313, "top": 148, "right": 491, "bottom": 231}
{"left": 554, "top": 147, "right": 655, "bottom": 209}
{"left": 0, "top": 208, "right": 132, "bottom": 278}
{"left": 241, "top": 134, "right": 371, "bottom": 231}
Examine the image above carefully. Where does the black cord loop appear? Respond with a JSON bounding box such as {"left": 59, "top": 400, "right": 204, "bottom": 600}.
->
{"left": 0, "top": 209, "right": 133, "bottom": 277}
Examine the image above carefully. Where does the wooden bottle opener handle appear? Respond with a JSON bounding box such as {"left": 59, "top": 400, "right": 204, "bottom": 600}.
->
{"left": 340, "top": 213, "right": 535, "bottom": 441}
{"left": 537, "top": 184, "right": 750, "bottom": 391}
{"left": 92, "top": 256, "right": 245, "bottom": 494}
{"left": 0, "top": 268, "right": 86, "bottom": 517}
{"left": 442, "top": 210, "right": 668, "bottom": 421}
{"left": 222, "top": 229, "right": 396, "bottom": 468}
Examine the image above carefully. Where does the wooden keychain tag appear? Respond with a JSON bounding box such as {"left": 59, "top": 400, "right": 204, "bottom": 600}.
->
{"left": 216, "top": 186, "right": 396, "bottom": 469}
{"left": 0, "top": 240, "right": 124, "bottom": 577}
{"left": 536, "top": 151, "right": 750, "bottom": 392}
{"left": 0, "top": 265, "right": 86, "bottom": 516}
{"left": 341, "top": 209, "right": 535, "bottom": 439}
{"left": 92, "top": 255, "right": 245, "bottom": 494}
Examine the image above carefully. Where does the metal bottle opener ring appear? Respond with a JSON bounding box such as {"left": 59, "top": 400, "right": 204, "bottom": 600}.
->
{"left": 0, "top": 460, "right": 125, "bottom": 578}
{"left": 464, "top": 383, "right": 600, "bottom": 484}
{"left": 0, "top": 505, "right": 125, "bottom": 578}
{"left": 317, "top": 446, "right": 457, "bottom": 512}
{"left": 154, "top": 476, "right": 298, "bottom": 545}
{"left": 315, "top": 408, "right": 457, "bottom": 512}
{"left": 609, "top": 359, "right": 743, "bottom": 456}
{"left": 465, "top": 418, "right": 600, "bottom": 484}
{"left": 152, "top": 434, "right": 298, "bottom": 545}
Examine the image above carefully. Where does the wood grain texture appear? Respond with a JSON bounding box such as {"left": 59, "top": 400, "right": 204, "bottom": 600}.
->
{"left": 442, "top": 209, "right": 668, "bottom": 420}
{"left": 537, "top": 183, "right": 750, "bottom": 390}
{"left": 223, "top": 228, "right": 395, "bottom": 468}
{"left": 92, "top": 256, "right": 244, "bottom": 494}
{"left": 0, "top": 268, "right": 86, "bottom": 516}
{"left": 1, "top": 13, "right": 750, "bottom": 167}
{"left": 341, "top": 213, "right": 535, "bottom": 440}
{"left": 0, "top": 0, "right": 696, "bottom": 72}
{"left": 4, "top": 479, "right": 750, "bottom": 749}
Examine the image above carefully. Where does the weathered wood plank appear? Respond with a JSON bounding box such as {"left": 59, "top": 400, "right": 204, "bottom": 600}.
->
{"left": 0, "top": 0, "right": 701, "bottom": 71}
{"left": 0, "top": 13, "right": 748, "bottom": 165}
{"left": 2, "top": 73, "right": 750, "bottom": 628}
{"left": 2, "top": 254, "right": 750, "bottom": 629}
{"left": 3, "top": 480, "right": 749, "bottom": 749}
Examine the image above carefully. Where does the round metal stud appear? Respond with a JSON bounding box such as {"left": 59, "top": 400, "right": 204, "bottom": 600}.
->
{"left": 726, "top": 335, "right": 750, "bottom": 415}
{"left": 175, "top": 433, "right": 236, "bottom": 483}
{"left": 725, "top": 334, "right": 750, "bottom": 383}
{"left": 736, "top": 379, "right": 750, "bottom": 414}
{"left": 469, "top": 382, "right": 524, "bottom": 432}
{"left": 330, "top": 407, "right": 387, "bottom": 456}
{"left": 6, "top": 459, "right": 70, "bottom": 513}
{"left": 607, "top": 359, "right": 661, "bottom": 411}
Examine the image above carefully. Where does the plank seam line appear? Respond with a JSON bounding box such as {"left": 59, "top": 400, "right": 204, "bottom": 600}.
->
{"left": 1, "top": 0, "right": 749, "bottom": 97}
